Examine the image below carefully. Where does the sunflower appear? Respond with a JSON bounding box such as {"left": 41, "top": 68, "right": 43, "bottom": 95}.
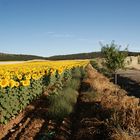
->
{"left": 25, "top": 74, "right": 31, "bottom": 80}
{"left": 15, "top": 82, "right": 20, "bottom": 87}
{"left": 17, "top": 74, "right": 22, "bottom": 80}
{"left": 21, "top": 80, "right": 30, "bottom": 87}
{"left": 57, "top": 68, "right": 63, "bottom": 74}
{"left": 32, "top": 73, "right": 38, "bottom": 80}
{"left": 9, "top": 79, "right": 16, "bottom": 88}
{"left": 0, "top": 79, "right": 9, "bottom": 88}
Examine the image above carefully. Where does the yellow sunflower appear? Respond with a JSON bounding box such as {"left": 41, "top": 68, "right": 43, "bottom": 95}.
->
{"left": 0, "top": 79, "right": 9, "bottom": 88}
{"left": 9, "top": 79, "right": 16, "bottom": 88}
{"left": 21, "top": 80, "right": 30, "bottom": 87}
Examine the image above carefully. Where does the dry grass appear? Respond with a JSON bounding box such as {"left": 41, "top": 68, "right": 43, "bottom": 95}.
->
{"left": 84, "top": 64, "right": 140, "bottom": 139}
{"left": 111, "top": 128, "right": 140, "bottom": 140}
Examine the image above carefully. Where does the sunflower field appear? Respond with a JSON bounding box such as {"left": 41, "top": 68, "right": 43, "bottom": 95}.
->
{"left": 0, "top": 60, "right": 89, "bottom": 124}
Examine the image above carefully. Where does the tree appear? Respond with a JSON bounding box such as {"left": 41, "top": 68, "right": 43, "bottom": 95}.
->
{"left": 100, "top": 41, "right": 128, "bottom": 84}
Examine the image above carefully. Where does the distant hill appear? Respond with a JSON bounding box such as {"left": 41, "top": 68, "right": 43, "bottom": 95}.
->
{"left": 47, "top": 51, "right": 140, "bottom": 60}
{"left": 0, "top": 53, "right": 45, "bottom": 61}
{"left": 0, "top": 51, "right": 140, "bottom": 61}
{"left": 127, "top": 52, "right": 140, "bottom": 56}
{"left": 47, "top": 52, "right": 102, "bottom": 60}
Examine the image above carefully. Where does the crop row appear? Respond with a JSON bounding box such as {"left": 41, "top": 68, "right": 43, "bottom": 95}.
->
{"left": 0, "top": 60, "right": 89, "bottom": 124}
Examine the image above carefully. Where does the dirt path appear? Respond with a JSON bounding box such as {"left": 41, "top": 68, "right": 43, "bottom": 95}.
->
{"left": 118, "top": 69, "right": 140, "bottom": 83}
{"left": 70, "top": 92, "right": 111, "bottom": 140}
{"left": 118, "top": 69, "right": 140, "bottom": 97}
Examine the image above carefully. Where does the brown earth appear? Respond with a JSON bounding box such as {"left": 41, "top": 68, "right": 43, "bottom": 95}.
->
{"left": 1, "top": 98, "right": 50, "bottom": 140}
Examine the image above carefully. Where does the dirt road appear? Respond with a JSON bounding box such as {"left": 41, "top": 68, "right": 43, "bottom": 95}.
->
{"left": 118, "top": 69, "right": 140, "bottom": 97}
{"left": 118, "top": 69, "right": 140, "bottom": 83}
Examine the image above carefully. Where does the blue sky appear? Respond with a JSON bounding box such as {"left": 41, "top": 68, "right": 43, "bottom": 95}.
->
{"left": 0, "top": 0, "right": 140, "bottom": 57}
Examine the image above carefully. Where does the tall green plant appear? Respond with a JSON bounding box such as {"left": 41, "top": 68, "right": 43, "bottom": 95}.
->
{"left": 100, "top": 41, "right": 128, "bottom": 84}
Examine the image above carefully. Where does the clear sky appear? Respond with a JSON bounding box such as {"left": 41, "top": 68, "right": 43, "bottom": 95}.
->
{"left": 0, "top": 0, "right": 140, "bottom": 57}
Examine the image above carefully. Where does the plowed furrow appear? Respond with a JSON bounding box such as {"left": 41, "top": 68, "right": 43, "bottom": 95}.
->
{"left": 17, "top": 118, "right": 45, "bottom": 140}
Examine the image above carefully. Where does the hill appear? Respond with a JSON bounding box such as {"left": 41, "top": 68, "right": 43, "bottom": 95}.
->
{"left": 0, "top": 53, "right": 45, "bottom": 61}
{"left": 47, "top": 51, "right": 140, "bottom": 60}
{"left": 48, "top": 52, "right": 102, "bottom": 60}
{"left": 0, "top": 51, "right": 140, "bottom": 61}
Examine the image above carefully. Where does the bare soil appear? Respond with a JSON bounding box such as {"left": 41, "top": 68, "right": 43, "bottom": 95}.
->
{"left": 1, "top": 98, "right": 49, "bottom": 140}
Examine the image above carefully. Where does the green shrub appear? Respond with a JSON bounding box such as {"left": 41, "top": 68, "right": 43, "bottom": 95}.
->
{"left": 80, "top": 66, "right": 88, "bottom": 79}
{"left": 90, "top": 60, "right": 112, "bottom": 77}
{"left": 47, "top": 86, "right": 79, "bottom": 121}
{"left": 62, "top": 87, "right": 78, "bottom": 105}
{"left": 71, "top": 67, "right": 82, "bottom": 78}
{"left": 67, "top": 78, "right": 81, "bottom": 90}
{"left": 90, "top": 60, "right": 99, "bottom": 70}
{"left": 48, "top": 94, "right": 73, "bottom": 121}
